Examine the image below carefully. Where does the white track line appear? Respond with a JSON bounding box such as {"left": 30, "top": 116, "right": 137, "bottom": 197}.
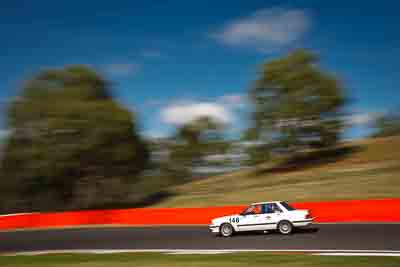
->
{"left": 5, "top": 249, "right": 400, "bottom": 257}
{"left": 0, "top": 213, "right": 37, "bottom": 217}
{"left": 314, "top": 253, "right": 400, "bottom": 257}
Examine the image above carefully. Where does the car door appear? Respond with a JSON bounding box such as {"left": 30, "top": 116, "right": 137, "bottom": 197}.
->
{"left": 258, "top": 203, "right": 283, "bottom": 230}
{"left": 236, "top": 204, "right": 265, "bottom": 231}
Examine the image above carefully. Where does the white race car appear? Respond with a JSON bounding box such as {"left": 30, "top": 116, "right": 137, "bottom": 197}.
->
{"left": 209, "top": 201, "right": 314, "bottom": 237}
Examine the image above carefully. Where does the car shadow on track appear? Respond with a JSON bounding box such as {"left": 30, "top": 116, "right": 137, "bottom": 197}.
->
{"left": 225, "top": 227, "right": 319, "bottom": 237}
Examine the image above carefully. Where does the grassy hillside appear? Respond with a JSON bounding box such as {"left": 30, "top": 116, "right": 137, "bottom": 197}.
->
{"left": 155, "top": 136, "right": 400, "bottom": 207}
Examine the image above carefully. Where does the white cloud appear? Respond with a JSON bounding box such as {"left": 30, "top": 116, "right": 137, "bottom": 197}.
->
{"left": 345, "top": 112, "right": 382, "bottom": 126}
{"left": 212, "top": 8, "right": 310, "bottom": 52}
{"left": 161, "top": 102, "right": 233, "bottom": 125}
{"left": 142, "top": 130, "right": 168, "bottom": 139}
{"left": 103, "top": 63, "right": 140, "bottom": 77}
{"left": 218, "top": 94, "right": 249, "bottom": 111}
{"left": 218, "top": 94, "right": 244, "bottom": 105}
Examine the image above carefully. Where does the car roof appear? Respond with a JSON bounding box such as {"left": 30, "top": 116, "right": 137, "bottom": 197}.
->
{"left": 251, "top": 201, "right": 282, "bottom": 205}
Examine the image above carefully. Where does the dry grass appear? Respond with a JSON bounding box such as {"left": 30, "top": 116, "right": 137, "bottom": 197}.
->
{"left": 155, "top": 136, "right": 400, "bottom": 207}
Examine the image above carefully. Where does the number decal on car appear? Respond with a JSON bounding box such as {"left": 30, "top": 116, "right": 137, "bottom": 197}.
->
{"left": 229, "top": 217, "right": 239, "bottom": 223}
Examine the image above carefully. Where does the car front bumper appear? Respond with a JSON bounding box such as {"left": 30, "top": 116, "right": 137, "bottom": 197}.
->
{"left": 209, "top": 224, "right": 219, "bottom": 233}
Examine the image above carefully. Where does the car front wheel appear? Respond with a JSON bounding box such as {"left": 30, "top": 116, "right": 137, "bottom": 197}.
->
{"left": 219, "top": 223, "right": 234, "bottom": 237}
{"left": 278, "top": 220, "right": 293, "bottom": 235}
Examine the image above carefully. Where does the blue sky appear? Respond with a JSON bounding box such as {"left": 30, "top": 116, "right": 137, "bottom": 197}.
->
{"left": 1, "top": 0, "right": 399, "bottom": 139}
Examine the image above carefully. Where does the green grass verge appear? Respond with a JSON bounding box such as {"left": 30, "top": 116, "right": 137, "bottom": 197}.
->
{"left": 1, "top": 253, "right": 400, "bottom": 267}
{"left": 155, "top": 137, "right": 400, "bottom": 207}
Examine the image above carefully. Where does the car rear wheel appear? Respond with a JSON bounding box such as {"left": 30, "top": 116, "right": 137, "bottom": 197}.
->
{"left": 278, "top": 220, "right": 293, "bottom": 235}
{"left": 219, "top": 223, "right": 234, "bottom": 237}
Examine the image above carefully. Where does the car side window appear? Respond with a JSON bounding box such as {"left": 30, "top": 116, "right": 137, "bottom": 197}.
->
{"left": 253, "top": 204, "right": 262, "bottom": 214}
{"left": 262, "top": 203, "right": 283, "bottom": 214}
{"left": 242, "top": 204, "right": 262, "bottom": 215}
{"left": 242, "top": 205, "right": 255, "bottom": 215}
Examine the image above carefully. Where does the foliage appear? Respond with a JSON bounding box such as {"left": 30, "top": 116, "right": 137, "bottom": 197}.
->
{"left": 373, "top": 112, "right": 400, "bottom": 137}
{"left": 245, "top": 144, "right": 271, "bottom": 166}
{"left": 248, "top": 49, "right": 346, "bottom": 160}
{"left": 167, "top": 116, "right": 229, "bottom": 178}
{"left": 0, "top": 66, "right": 149, "bottom": 212}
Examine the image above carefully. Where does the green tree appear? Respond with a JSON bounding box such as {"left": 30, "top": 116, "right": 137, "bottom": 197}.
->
{"left": 373, "top": 112, "right": 400, "bottom": 137}
{"left": 0, "top": 66, "right": 149, "bottom": 212}
{"left": 167, "top": 116, "right": 228, "bottom": 178}
{"left": 248, "top": 49, "right": 346, "bottom": 158}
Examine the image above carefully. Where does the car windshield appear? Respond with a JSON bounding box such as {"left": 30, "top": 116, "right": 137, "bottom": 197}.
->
{"left": 280, "top": 201, "right": 295, "bottom": 211}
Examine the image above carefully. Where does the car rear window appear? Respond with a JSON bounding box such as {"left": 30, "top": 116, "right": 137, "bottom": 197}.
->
{"left": 280, "top": 201, "right": 295, "bottom": 211}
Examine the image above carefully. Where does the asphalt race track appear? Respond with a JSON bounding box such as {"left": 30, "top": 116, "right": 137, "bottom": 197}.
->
{"left": 0, "top": 224, "right": 399, "bottom": 253}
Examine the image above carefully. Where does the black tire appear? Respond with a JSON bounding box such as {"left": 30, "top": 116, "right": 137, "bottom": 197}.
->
{"left": 219, "top": 223, "right": 234, "bottom": 237}
{"left": 278, "top": 220, "right": 293, "bottom": 235}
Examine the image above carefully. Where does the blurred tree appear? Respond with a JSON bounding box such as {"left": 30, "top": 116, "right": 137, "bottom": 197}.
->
{"left": 373, "top": 112, "right": 400, "bottom": 137}
{"left": 177, "top": 116, "right": 223, "bottom": 146}
{"left": 0, "top": 66, "right": 149, "bottom": 212}
{"left": 167, "top": 116, "right": 229, "bottom": 178}
{"left": 248, "top": 49, "right": 346, "bottom": 160}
